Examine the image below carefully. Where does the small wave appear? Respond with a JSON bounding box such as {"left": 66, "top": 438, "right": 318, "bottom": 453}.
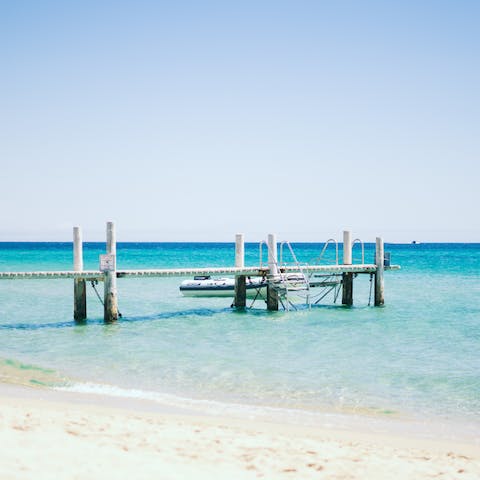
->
{"left": 54, "top": 381, "right": 480, "bottom": 443}
{"left": 56, "top": 380, "right": 339, "bottom": 422}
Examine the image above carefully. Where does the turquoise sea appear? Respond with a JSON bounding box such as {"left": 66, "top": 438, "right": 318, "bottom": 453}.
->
{"left": 0, "top": 242, "right": 479, "bottom": 441}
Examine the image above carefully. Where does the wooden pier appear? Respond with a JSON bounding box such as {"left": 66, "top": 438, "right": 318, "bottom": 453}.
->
{"left": 0, "top": 223, "right": 399, "bottom": 322}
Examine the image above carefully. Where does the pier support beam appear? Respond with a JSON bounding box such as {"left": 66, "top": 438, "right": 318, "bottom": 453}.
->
{"left": 266, "top": 233, "right": 279, "bottom": 311}
{"left": 234, "top": 233, "right": 246, "bottom": 308}
{"left": 266, "top": 284, "right": 279, "bottom": 311}
{"left": 104, "top": 221, "right": 119, "bottom": 323}
{"left": 73, "top": 226, "right": 87, "bottom": 321}
{"left": 374, "top": 237, "right": 385, "bottom": 306}
{"left": 342, "top": 230, "right": 353, "bottom": 306}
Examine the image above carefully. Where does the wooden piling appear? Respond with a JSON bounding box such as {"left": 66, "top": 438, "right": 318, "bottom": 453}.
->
{"left": 266, "top": 233, "right": 279, "bottom": 311}
{"left": 73, "top": 226, "right": 87, "bottom": 321}
{"left": 234, "top": 233, "right": 246, "bottom": 308}
{"left": 342, "top": 230, "right": 353, "bottom": 306}
{"left": 342, "top": 230, "right": 352, "bottom": 265}
{"left": 104, "top": 221, "right": 118, "bottom": 323}
{"left": 374, "top": 237, "right": 385, "bottom": 306}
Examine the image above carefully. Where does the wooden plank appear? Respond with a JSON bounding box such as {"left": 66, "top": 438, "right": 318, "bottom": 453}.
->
{"left": 116, "top": 267, "right": 268, "bottom": 277}
{"left": 0, "top": 264, "right": 400, "bottom": 280}
{"left": 342, "top": 230, "right": 353, "bottom": 305}
{"left": 73, "top": 278, "right": 87, "bottom": 320}
{"left": 267, "top": 233, "right": 279, "bottom": 276}
{"left": 73, "top": 226, "right": 87, "bottom": 321}
{"left": 104, "top": 221, "right": 118, "bottom": 323}
{"left": 0, "top": 271, "right": 104, "bottom": 280}
{"left": 0, "top": 265, "right": 399, "bottom": 279}
{"left": 233, "top": 233, "right": 246, "bottom": 308}
{"left": 343, "top": 230, "right": 352, "bottom": 265}
{"left": 234, "top": 276, "right": 247, "bottom": 308}
{"left": 341, "top": 273, "right": 353, "bottom": 306}
{"left": 375, "top": 237, "right": 385, "bottom": 306}
{"left": 266, "top": 283, "right": 279, "bottom": 311}
{"left": 116, "top": 264, "right": 397, "bottom": 276}
{"left": 266, "top": 234, "right": 279, "bottom": 310}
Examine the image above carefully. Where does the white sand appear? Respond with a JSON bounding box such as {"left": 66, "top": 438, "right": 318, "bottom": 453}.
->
{"left": 0, "top": 384, "right": 479, "bottom": 480}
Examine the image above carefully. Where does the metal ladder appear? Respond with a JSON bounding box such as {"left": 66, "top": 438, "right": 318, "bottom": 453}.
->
{"left": 259, "top": 240, "right": 311, "bottom": 310}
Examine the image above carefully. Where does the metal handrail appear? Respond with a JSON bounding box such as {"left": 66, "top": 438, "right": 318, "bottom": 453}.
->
{"left": 312, "top": 239, "right": 338, "bottom": 265}
{"left": 278, "top": 241, "right": 310, "bottom": 309}
{"left": 279, "top": 241, "right": 304, "bottom": 267}
{"left": 259, "top": 240, "right": 282, "bottom": 276}
{"left": 259, "top": 240, "right": 267, "bottom": 269}
{"left": 352, "top": 238, "right": 365, "bottom": 264}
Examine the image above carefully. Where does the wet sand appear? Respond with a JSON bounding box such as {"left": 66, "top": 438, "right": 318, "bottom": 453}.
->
{"left": 0, "top": 382, "right": 479, "bottom": 480}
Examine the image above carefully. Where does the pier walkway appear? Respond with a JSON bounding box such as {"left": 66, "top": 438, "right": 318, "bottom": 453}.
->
{"left": 0, "top": 223, "right": 400, "bottom": 322}
{"left": 0, "top": 263, "right": 398, "bottom": 281}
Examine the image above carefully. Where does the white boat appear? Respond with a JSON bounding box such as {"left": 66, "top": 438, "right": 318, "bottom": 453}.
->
{"left": 179, "top": 276, "right": 267, "bottom": 298}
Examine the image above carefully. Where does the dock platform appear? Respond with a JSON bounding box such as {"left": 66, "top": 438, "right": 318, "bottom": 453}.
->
{"left": 0, "top": 264, "right": 398, "bottom": 281}
{"left": 0, "top": 223, "right": 400, "bottom": 322}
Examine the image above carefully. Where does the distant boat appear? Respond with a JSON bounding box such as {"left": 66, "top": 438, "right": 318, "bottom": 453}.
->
{"left": 179, "top": 276, "right": 267, "bottom": 297}
{"left": 411, "top": 240, "right": 421, "bottom": 245}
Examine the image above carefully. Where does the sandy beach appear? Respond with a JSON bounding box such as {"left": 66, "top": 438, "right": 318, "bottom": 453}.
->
{"left": 0, "top": 383, "right": 478, "bottom": 480}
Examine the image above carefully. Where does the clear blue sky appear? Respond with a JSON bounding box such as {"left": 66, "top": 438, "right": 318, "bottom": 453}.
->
{"left": 1, "top": 1, "right": 478, "bottom": 242}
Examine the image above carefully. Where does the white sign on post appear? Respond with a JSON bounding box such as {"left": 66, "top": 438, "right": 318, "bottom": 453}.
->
{"left": 100, "top": 254, "right": 116, "bottom": 272}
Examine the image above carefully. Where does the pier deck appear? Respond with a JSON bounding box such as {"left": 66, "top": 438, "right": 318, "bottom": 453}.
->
{"left": 0, "top": 264, "right": 399, "bottom": 281}
{"left": 0, "top": 223, "right": 400, "bottom": 321}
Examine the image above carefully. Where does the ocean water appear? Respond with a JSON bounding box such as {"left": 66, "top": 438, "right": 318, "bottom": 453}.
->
{"left": 0, "top": 242, "right": 479, "bottom": 440}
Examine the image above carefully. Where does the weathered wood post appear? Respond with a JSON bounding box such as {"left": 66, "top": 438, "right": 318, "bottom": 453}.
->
{"left": 103, "top": 221, "right": 118, "bottom": 323}
{"left": 374, "top": 236, "right": 385, "bottom": 306}
{"left": 73, "top": 226, "right": 87, "bottom": 321}
{"left": 342, "top": 230, "right": 353, "bottom": 306}
{"left": 234, "top": 233, "right": 246, "bottom": 308}
{"left": 266, "top": 233, "right": 279, "bottom": 311}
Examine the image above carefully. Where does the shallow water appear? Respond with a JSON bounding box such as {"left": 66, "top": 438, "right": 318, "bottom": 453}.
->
{"left": 0, "top": 242, "right": 479, "bottom": 439}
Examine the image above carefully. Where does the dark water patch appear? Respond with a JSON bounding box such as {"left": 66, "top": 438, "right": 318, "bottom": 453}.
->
{"left": 0, "top": 319, "right": 97, "bottom": 331}
{"left": 0, "top": 307, "right": 233, "bottom": 331}
{"left": 121, "top": 307, "right": 232, "bottom": 323}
